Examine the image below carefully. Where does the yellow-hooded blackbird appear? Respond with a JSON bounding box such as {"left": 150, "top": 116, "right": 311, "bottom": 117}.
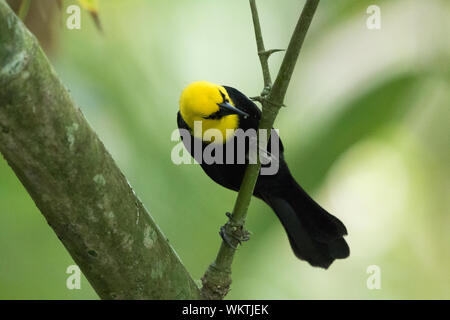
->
{"left": 177, "top": 81, "right": 349, "bottom": 268}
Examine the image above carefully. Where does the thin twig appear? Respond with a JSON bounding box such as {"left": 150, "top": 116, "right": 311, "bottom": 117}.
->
{"left": 250, "top": 0, "right": 272, "bottom": 89}
{"left": 201, "top": 0, "right": 320, "bottom": 300}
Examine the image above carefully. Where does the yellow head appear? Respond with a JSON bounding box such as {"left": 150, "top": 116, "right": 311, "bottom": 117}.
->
{"left": 179, "top": 81, "right": 248, "bottom": 143}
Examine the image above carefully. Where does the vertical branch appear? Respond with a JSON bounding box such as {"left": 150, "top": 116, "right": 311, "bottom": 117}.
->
{"left": 250, "top": 0, "right": 272, "bottom": 88}
{"left": 201, "top": 0, "right": 320, "bottom": 300}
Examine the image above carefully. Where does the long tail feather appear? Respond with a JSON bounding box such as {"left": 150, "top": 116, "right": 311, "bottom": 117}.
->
{"left": 262, "top": 178, "right": 349, "bottom": 269}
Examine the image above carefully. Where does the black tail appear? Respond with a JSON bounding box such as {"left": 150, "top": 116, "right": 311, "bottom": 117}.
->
{"left": 261, "top": 178, "right": 350, "bottom": 269}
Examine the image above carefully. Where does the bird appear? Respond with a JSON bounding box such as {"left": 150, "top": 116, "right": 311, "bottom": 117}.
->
{"left": 177, "top": 81, "right": 349, "bottom": 269}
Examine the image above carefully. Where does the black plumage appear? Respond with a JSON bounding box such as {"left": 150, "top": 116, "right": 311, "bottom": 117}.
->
{"left": 177, "top": 85, "right": 349, "bottom": 268}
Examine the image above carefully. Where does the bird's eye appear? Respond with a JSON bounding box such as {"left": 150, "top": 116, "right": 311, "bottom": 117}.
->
{"left": 204, "top": 112, "right": 222, "bottom": 120}
{"left": 219, "top": 90, "right": 228, "bottom": 103}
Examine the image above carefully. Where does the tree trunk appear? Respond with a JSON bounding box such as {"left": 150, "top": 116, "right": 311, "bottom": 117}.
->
{"left": 0, "top": 0, "right": 201, "bottom": 300}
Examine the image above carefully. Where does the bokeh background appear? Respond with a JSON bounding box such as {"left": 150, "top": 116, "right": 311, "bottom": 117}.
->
{"left": 0, "top": 0, "right": 449, "bottom": 299}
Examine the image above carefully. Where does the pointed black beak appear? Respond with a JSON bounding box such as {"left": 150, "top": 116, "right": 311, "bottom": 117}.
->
{"left": 218, "top": 102, "right": 249, "bottom": 118}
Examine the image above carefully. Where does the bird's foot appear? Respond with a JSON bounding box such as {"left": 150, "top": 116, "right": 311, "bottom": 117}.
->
{"left": 219, "top": 212, "right": 251, "bottom": 249}
{"left": 261, "top": 85, "right": 271, "bottom": 98}
{"left": 250, "top": 85, "right": 271, "bottom": 104}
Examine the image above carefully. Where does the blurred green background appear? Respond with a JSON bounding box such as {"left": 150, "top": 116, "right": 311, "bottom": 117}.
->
{"left": 0, "top": 0, "right": 449, "bottom": 299}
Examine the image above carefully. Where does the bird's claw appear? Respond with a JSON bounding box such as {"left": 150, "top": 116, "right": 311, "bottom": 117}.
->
{"left": 219, "top": 226, "right": 238, "bottom": 249}
{"left": 261, "top": 85, "right": 271, "bottom": 97}
{"left": 250, "top": 85, "right": 274, "bottom": 105}
{"left": 219, "top": 212, "right": 251, "bottom": 249}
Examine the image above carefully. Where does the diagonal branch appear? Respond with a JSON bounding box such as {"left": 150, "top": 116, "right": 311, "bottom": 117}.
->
{"left": 0, "top": 0, "right": 201, "bottom": 300}
{"left": 250, "top": 0, "right": 273, "bottom": 89}
{"left": 250, "top": 0, "right": 285, "bottom": 98}
{"left": 201, "top": 0, "right": 320, "bottom": 300}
